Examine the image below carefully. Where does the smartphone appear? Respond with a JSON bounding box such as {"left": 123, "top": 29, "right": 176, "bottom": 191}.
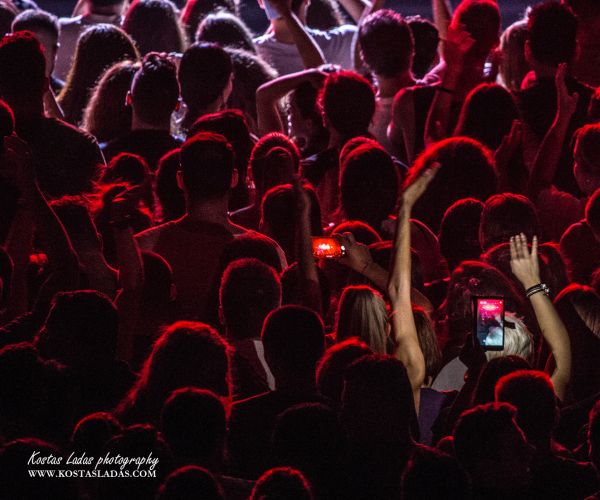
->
{"left": 312, "top": 237, "right": 345, "bottom": 259}
{"left": 473, "top": 297, "right": 505, "bottom": 351}
{"left": 263, "top": 0, "right": 282, "bottom": 20}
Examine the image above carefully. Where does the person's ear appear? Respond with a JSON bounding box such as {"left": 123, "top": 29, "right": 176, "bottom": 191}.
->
{"left": 125, "top": 91, "right": 132, "bottom": 107}
{"left": 231, "top": 168, "right": 239, "bottom": 189}
{"left": 176, "top": 170, "right": 185, "bottom": 190}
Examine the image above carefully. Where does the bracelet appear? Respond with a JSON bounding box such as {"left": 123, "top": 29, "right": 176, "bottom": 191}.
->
{"left": 525, "top": 283, "right": 550, "bottom": 299}
{"left": 436, "top": 86, "right": 456, "bottom": 94}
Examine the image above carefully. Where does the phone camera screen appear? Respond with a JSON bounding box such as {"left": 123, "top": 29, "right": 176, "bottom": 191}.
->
{"left": 475, "top": 298, "right": 504, "bottom": 350}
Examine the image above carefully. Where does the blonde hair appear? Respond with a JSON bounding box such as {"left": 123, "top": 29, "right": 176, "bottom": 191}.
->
{"left": 486, "top": 312, "right": 533, "bottom": 362}
{"left": 336, "top": 285, "right": 388, "bottom": 354}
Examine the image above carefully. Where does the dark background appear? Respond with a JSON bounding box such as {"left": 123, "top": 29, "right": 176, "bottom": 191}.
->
{"left": 37, "top": 0, "right": 532, "bottom": 28}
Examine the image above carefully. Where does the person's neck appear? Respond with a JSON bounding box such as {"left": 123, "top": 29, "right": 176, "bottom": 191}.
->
{"left": 131, "top": 112, "right": 171, "bottom": 133}
{"left": 187, "top": 198, "right": 231, "bottom": 227}
{"left": 270, "top": 14, "right": 306, "bottom": 43}
{"left": 183, "top": 102, "right": 221, "bottom": 130}
{"left": 375, "top": 72, "right": 415, "bottom": 98}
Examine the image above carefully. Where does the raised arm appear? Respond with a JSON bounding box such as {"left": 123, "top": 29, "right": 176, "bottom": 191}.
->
{"left": 110, "top": 188, "right": 145, "bottom": 362}
{"left": 388, "top": 166, "right": 438, "bottom": 408}
{"left": 256, "top": 68, "right": 326, "bottom": 136}
{"left": 2, "top": 137, "right": 79, "bottom": 309}
{"left": 510, "top": 233, "right": 571, "bottom": 401}
{"left": 424, "top": 24, "right": 475, "bottom": 146}
{"left": 339, "top": 0, "right": 372, "bottom": 23}
{"left": 528, "top": 64, "right": 579, "bottom": 199}
{"left": 293, "top": 176, "right": 322, "bottom": 313}
{"left": 432, "top": 0, "right": 452, "bottom": 41}
{"left": 270, "top": 0, "right": 325, "bottom": 69}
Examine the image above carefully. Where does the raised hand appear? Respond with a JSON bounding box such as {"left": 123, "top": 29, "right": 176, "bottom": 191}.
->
{"left": 337, "top": 232, "right": 373, "bottom": 274}
{"left": 509, "top": 233, "right": 541, "bottom": 290}
{"left": 442, "top": 23, "right": 476, "bottom": 70}
{"left": 556, "top": 63, "right": 579, "bottom": 119}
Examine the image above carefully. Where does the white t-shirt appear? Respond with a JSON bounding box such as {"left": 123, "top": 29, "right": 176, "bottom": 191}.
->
{"left": 369, "top": 95, "right": 394, "bottom": 153}
{"left": 254, "top": 25, "right": 357, "bottom": 75}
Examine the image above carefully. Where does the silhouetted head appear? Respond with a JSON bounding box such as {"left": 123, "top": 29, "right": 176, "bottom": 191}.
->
{"left": 495, "top": 369, "right": 557, "bottom": 448}
{"left": 319, "top": 70, "right": 375, "bottom": 140}
{"left": 261, "top": 305, "right": 325, "bottom": 387}
{"left": 250, "top": 467, "right": 314, "bottom": 500}
{"left": 160, "top": 387, "right": 226, "bottom": 467}
{"left": 341, "top": 354, "right": 414, "bottom": 443}
{"left": 157, "top": 465, "right": 224, "bottom": 500}
{"left": 359, "top": 10, "right": 414, "bottom": 78}
{"left": 219, "top": 258, "right": 281, "bottom": 340}
{"left": 123, "top": 0, "right": 185, "bottom": 56}
{"left": 479, "top": 193, "right": 540, "bottom": 251}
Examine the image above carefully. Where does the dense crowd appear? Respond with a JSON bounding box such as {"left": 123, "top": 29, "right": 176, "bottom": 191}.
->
{"left": 0, "top": 0, "right": 600, "bottom": 497}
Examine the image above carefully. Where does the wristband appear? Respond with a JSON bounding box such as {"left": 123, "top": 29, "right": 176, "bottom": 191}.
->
{"left": 525, "top": 283, "right": 550, "bottom": 299}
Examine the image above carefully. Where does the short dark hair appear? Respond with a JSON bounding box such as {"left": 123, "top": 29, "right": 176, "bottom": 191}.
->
{"left": 131, "top": 52, "right": 179, "bottom": 125}
{"left": 316, "top": 338, "right": 372, "bottom": 403}
{"left": 586, "top": 188, "right": 600, "bottom": 233}
{"left": 38, "top": 290, "right": 119, "bottom": 365}
{"left": 250, "top": 467, "right": 313, "bottom": 500}
{"left": 453, "top": 402, "right": 520, "bottom": 468}
{"left": 250, "top": 133, "right": 300, "bottom": 194}
{"left": 359, "top": 10, "right": 414, "bottom": 77}
{"left": 495, "top": 369, "right": 557, "bottom": 445}
{"left": 340, "top": 143, "right": 399, "bottom": 231}
{"left": 157, "top": 466, "right": 224, "bottom": 500}
{"left": 12, "top": 9, "right": 59, "bottom": 39}
{"left": 402, "top": 448, "right": 472, "bottom": 500}
{"left": 179, "top": 42, "right": 232, "bottom": 111}
{"left": 527, "top": 1, "right": 577, "bottom": 67}
{"left": 261, "top": 305, "right": 325, "bottom": 377}
{"left": 452, "top": 0, "right": 500, "bottom": 59}
{"left": 439, "top": 198, "right": 484, "bottom": 270}
{"left": 220, "top": 258, "right": 281, "bottom": 340}
{"left": 479, "top": 193, "right": 540, "bottom": 251}
{"left": 160, "top": 387, "right": 226, "bottom": 465}
{"left": 189, "top": 109, "right": 253, "bottom": 184}
{"left": 0, "top": 31, "right": 46, "bottom": 100}
{"left": 342, "top": 354, "right": 414, "bottom": 441}
{"left": 319, "top": 70, "right": 375, "bottom": 139}
{"left": 407, "top": 16, "right": 439, "bottom": 79}
{"left": 406, "top": 137, "right": 497, "bottom": 232}
{"left": 179, "top": 132, "right": 235, "bottom": 201}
